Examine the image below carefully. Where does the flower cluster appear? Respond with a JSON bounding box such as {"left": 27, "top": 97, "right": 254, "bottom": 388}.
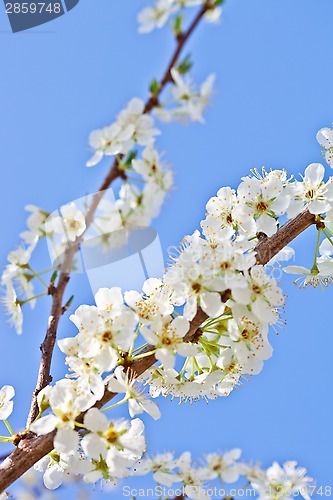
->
{"left": 133, "top": 450, "right": 314, "bottom": 500}
{"left": 28, "top": 381, "right": 146, "bottom": 490}
{"left": 86, "top": 98, "right": 159, "bottom": 168}
{"left": 1, "top": 99, "right": 174, "bottom": 335}
{"left": 154, "top": 68, "right": 216, "bottom": 124}
{"left": 3, "top": 448, "right": 314, "bottom": 499}
{"left": 35, "top": 157, "right": 333, "bottom": 428}
{"left": 1, "top": 0, "right": 221, "bottom": 335}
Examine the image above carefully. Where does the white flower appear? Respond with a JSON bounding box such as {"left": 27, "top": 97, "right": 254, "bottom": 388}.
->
{"left": 34, "top": 452, "right": 83, "bottom": 490}
{"left": 31, "top": 379, "right": 94, "bottom": 436}
{"left": 117, "top": 98, "right": 160, "bottom": 145}
{"left": 81, "top": 409, "right": 145, "bottom": 462}
{"left": 133, "top": 452, "right": 177, "bottom": 486}
{"left": 202, "top": 186, "right": 256, "bottom": 241}
{"left": 2, "top": 237, "right": 38, "bottom": 283}
{"left": 2, "top": 281, "right": 23, "bottom": 334}
{"left": 141, "top": 316, "right": 195, "bottom": 369}
{"left": 132, "top": 146, "right": 173, "bottom": 191}
{"left": 86, "top": 98, "right": 159, "bottom": 167}
{"left": 51, "top": 203, "right": 86, "bottom": 242}
{"left": 124, "top": 278, "right": 173, "bottom": 324}
{"left": 1, "top": 237, "right": 38, "bottom": 311}
{"left": 137, "top": 0, "right": 176, "bottom": 34}
{"left": 20, "top": 204, "right": 49, "bottom": 243}
{"left": 65, "top": 287, "right": 138, "bottom": 376}
{"left": 251, "top": 461, "right": 314, "bottom": 499}
{"left": 0, "top": 385, "right": 15, "bottom": 420}
{"left": 205, "top": 6, "right": 222, "bottom": 23}
{"left": 287, "top": 163, "right": 333, "bottom": 217}
{"left": 107, "top": 366, "right": 161, "bottom": 420}
{"left": 238, "top": 174, "right": 290, "bottom": 236}
{"left": 228, "top": 313, "right": 273, "bottom": 361}
{"left": 230, "top": 265, "right": 284, "bottom": 324}
{"left": 176, "top": 452, "right": 211, "bottom": 500}
{"left": 283, "top": 263, "right": 333, "bottom": 288}
{"left": 317, "top": 127, "right": 333, "bottom": 167}
{"left": 86, "top": 123, "right": 134, "bottom": 167}
{"left": 204, "top": 449, "right": 242, "bottom": 483}
{"left": 155, "top": 70, "right": 216, "bottom": 124}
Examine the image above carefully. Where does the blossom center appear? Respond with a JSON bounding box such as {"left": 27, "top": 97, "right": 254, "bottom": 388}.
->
{"left": 255, "top": 201, "right": 269, "bottom": 212}
{"left": 191, "top": 282, "right": 202, "bottom": 293}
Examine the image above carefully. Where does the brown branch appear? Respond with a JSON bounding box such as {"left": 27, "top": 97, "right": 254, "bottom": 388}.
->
{"left": 26, "top": 3, "right": 212, "bottom": 428}
{"left": 0, "top": 208, "right": 316, "bottom": 492}
{"left": 144, "top": 2, "right": 211, "bottom": 113}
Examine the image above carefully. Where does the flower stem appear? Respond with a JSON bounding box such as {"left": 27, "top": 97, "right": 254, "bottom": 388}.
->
{"left": 131, "top": 349, "right": 156, "bottom": 360}
{"left": 3, "top": 420, "right": 14, "bottom": 437}
{"left": 311, "top": 229, "right": 322, "bottom": 272}
{"left": 27, "top": 265, "right": 49, "bottom": 288}
{"left": 101, "top": 396, "right": 129, "bottom": 413}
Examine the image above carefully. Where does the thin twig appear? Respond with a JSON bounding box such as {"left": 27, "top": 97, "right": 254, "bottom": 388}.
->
{"left": 26, "top": 2, "right": 212, "bottom": 428}
{"left": 0, "top": 209, "right": 316, "bottom": 492}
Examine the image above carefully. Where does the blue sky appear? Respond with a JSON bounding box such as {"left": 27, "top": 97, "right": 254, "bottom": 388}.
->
{"left": 1, "top": 0, "right": 333, "bottom": 497}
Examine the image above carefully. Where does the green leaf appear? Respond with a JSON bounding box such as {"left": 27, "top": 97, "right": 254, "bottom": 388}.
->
{"left": 149, "top": 78, "right": 160, "bottom": 96}
{"left": 172, "top": 13, "right": 183, "bottom": 35}
{"left": 176, "top": 53, "right": 193, "bottom": 75}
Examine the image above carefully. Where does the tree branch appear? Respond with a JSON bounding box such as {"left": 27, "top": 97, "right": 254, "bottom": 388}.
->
{"left": 0, "top": 208, "right": 316, "bottom": 492}
{"left": 26, "top": 2, "right": 212, "bottom": 428}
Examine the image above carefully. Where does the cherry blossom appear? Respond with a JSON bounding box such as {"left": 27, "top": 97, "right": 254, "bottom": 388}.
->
{"left": 0, "top": 385, "right": 15, "bottom": 421}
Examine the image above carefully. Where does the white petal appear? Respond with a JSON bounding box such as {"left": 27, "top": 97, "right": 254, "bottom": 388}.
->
{"left": 43, "top": 464, "right": 64, "bottom": 490}
{"left": 83, "top": 408, "right": 108, "bottom": 433}
{"left": 140, "top": 399, "right": 161, "bottom": 420}
{"left": 283, "top": 265, "right": 310, "bottom": 275}
{"left": 155, "top": 348, "right": 175, "bottom": 369}
{"left": 316, "top": 128, "right": 333, "bottom": 149}
{"left": 81, "top": 433, "right": 107, "bottom": 461}
{"left": 0, "top": 386, "right": 15, "bottom": 402}
{"left": 108, "top": 377, "right": 126, "bottom": 394}
{"left": 256, "top": 214, "right": 277, "bottom": 237}
{"left": 0, "top": 401, "right": 13, "bottom": 420}
{"left": 308, "top": 199, "right": 330, "bottom": 214}
{"left": 222, "top": 466, "right": 240, "bottom": 483}
{"left": 86, "top": 150, "right": 103, "bottom": 167}
{"left": 200, "top": 292, "right": 224, "bottom": 318}
{"left": 319, "top": 238, "right": 333, "bottom": 257}
{"left": 30, "top": 415, "right": 58, "bottom": 435}
{"left": 54, "top": 428, "right": 79, "bottom": 454}
{"left": 94, "top": 287, "right": 123, "bottom": 310}
{"left": 304, "top": 163, "right": 325, "bottom": 186}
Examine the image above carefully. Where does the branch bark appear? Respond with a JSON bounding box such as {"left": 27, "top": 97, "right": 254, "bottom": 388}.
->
{"left": 26, "top": 2, "right": 212, "bottom": 428}
{"left": 0, "top": 208, "right": 316, "bottom": 492}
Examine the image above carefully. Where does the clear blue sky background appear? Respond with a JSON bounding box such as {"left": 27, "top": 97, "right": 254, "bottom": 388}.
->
{"left": 1, "top": 0, "right": 333, "bottom": 498}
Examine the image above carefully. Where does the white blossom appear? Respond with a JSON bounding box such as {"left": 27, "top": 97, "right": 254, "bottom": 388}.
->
{"left": 317, "top": 127, "right": 333, "bottom": 167}
{"left": 107, "top": 366, "right": 161, "bottom": 420}
{"left": 0, "top": 385, "right": 15, "bottom": 420}
{"left": 137, "top": 0, "right": 176, "bottom": 34}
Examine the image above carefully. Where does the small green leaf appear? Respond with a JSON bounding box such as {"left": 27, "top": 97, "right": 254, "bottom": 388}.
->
{"left": 149, "top": 78, "right": 160, "bottom": 96}
{"left": 172, "top": 13, "right": 183, "bottom": 36}
{"left": 176, "top": 53, "right": 193, "bottom": 75}
{"left": 50, "top": 270, "right": 58, "bottom": 284}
